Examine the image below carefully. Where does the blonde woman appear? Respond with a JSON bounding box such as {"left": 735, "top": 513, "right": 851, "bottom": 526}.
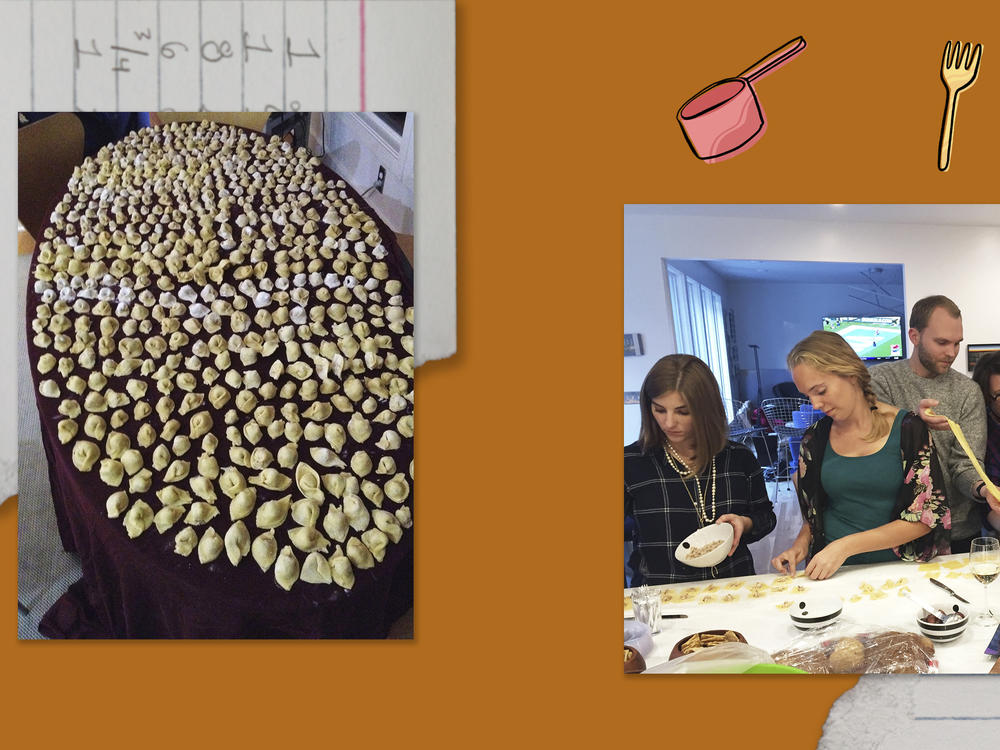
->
{"left": 625, "top": 354, "right": 776, "bottom": 584}
{"left": 771, "top": 331, "right": 950, "bottom": 580}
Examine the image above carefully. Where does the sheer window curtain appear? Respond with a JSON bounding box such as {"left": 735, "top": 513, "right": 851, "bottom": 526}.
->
{"left": 666, "top": 265, "right": 734, "bottom": 421}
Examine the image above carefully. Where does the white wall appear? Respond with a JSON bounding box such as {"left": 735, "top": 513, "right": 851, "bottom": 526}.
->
{"left": 624, "top": 258, "right": 730, "bottom": 445}
{"left": 624, "top": 213, "right": 1000, "bottom": 444}
{"left": 317, "top": 113, "right": 414, "bottom": 235}
{"left": 728, "top": 280, "right": 905, "bottom": 400}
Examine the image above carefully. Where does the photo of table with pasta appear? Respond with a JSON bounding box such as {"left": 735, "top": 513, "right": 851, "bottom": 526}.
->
{"left": 20, "top": 114, "right": 414, "bottom": 638}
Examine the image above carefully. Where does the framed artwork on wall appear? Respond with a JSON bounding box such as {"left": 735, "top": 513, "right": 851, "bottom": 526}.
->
{"left": 624, "top": 333, "right": 644, "bottom": 357}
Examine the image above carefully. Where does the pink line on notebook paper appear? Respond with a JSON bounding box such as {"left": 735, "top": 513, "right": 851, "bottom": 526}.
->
{"left": 360, "top": 0, "right": 367, "bottom": 110}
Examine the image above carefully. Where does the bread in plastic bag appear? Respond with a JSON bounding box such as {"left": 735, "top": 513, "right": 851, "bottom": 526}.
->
{"left": 644, "top": 642, "right": 774, "bottom": 674}
{"left": 770, "top": 620, "right": 937, "bottom": 674}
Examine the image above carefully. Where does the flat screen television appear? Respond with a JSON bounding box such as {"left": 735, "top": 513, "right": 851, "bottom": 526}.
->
{"left": 822, "top": 315, "right": 905, "bottom": 362}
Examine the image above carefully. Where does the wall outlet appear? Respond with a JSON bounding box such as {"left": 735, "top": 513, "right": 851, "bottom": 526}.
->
{"left": 375, "top": 165, "right": 386, "bottom": 193}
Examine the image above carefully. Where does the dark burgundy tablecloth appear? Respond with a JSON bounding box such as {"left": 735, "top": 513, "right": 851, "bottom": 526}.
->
{"left": 27, "top": 124, "right": 413, "bottom": 638}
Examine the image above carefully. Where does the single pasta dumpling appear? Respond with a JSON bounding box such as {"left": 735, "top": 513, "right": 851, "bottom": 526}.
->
{"left": 156, "top": 485, "right": 193, "bottom": 507}
{"left": 57, "top": 418, "right": 78, "bottom": 445}
{"left": 219, "top": 466, "right": 248, "bottom": 499}
{"left": 184, "top": 501, "right": 220, "bottom": 526}
{"left": 106, "top": 431, "right": 131, "bottom": 459}
{"left": 99, "top": 458, "right": 124, "bottom": 487}
{"left": 123, "top": 499, "right": 153, "bottom": 539}
{"left": 274, "top": 545, "right": 300, "bottom": 591}
{"left": 189, "top": 410, "right": 214, "bottom": 440}
{"left": 295, "top": 462, "right": 324, "bottom": 502}
{"left": 229, "top": 486, "right": 257, "bottom": 522}
{"left": 190, "top": 475, "right": 217, "bottom": 502}
{"left": 347, "top": 412, "right": 371, "bottom": 443}
{"left": 323, "top": 504, "right": 350, "bottom": 543}
{"left": 329, "top": 548, "right": 355, "bottom": 590}
{"left": 128, "top": 468, "right": 153, "bottom": 494}
{"left": 225, "top": 520, "right": 251, "bottom": 566}
{"left": 343, "top": 493, "right": 371, "bottom": 533}
{"left": 198, "top": 454, "right": 220, "bottom": 480}
{"left": 163, "top": 459, "right": 191, "bottom": 483}
{"left": 198, "top": 527, "right": 225, "bottom": 564}
{"left": 106, "top": 491, "right": 129, "bottom": 519}
{"left": 362, "top": 528, "right": 389, "bottom": 562}
{"left": 325, "top": 422, "right": 346, "bottom": 452}
{"left": 174, "top": 526, "right": 198, "bottom": 557}
{"left": 288, "top": 525, "right": 330, "bottom": 553}
{"left": 351, "top": 451, "right": 373, "bottom": 479}
{"left": 384, "top": 473, "right": 410, "bottom": 503}
{"left": 252, "top": 529, "right": 278, "bottom": 572}
{"left": 154, "top": 504, "right": 185, "bottom": 534}
{"left": 291, "top": 498, "right": 322, "bottom": 528}
{"left": 248, "top": 467, "right": 292, "bottom": 491}
{"left": 300, "top": 551, "right": 333, "bottom": 584}
{"left": 255, "top": 494, "right": 291, "bottom": 529}
{"left": 72, "top": 440, "right": 100, "bottom": 472}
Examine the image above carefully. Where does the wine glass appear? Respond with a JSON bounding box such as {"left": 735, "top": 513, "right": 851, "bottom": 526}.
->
{"left": 969, "top": 537, "right": 1000, "bottom": 626}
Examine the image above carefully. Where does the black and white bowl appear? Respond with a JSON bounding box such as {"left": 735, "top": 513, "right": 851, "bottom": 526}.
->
{"left": 789, "top": 595, "right": 843, "bottom": 631}
{"left": 916, "top": 603, "right": 969, "bottom": 643}
{"left": 674, "top": 524, "right": 734, "bottom": 568}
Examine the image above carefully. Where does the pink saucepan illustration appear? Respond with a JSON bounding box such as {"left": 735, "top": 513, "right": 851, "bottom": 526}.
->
{"left": 677, "top": 36, "right": 806, "bottom": 163}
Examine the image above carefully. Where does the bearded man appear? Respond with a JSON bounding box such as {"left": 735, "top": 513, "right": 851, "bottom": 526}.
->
{"left": 870, "top": 295, "right": 988, "bottom": 553}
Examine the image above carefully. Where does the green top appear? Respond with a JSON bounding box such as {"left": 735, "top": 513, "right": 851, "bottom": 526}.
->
{"left": 821, "top": 410, "right": 905, "bottom": 565}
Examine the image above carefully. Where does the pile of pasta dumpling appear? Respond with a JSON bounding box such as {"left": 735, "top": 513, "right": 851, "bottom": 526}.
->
{"left": 31, "top": 120, "right": 414, "bottom": 592}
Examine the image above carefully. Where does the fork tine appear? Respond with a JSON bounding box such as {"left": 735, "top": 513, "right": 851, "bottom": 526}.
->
{"left": 961, "top": 42, "right": 972, "bottom": 68}
{"left": 969, "top": 43, "right": 983, "bottom": 71}
{"left": 943, "top": 40, "right": 952, "bottom": 68}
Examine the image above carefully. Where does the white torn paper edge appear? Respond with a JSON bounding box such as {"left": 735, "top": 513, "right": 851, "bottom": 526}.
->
{"left": 819, "top": 673, "right": 1000, "bottom": 748}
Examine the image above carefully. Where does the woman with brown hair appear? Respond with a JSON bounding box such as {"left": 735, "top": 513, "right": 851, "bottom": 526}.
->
{"left": 624, "top": 354, "right": 776, "bottom": 584}
{"left": 772, "top": 331, "right": 950, "bottom": 580}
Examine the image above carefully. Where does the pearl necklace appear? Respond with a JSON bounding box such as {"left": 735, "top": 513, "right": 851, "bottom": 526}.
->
{"left": 663, "top": 442, "right": 717, "bottom": 526}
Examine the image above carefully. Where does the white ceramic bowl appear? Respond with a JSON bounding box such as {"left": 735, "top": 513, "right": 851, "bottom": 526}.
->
{"left": 674, "top": 524, "right": 734, "bottom": 568}
{"left": 916, "top": 602, "right": 969, "bottom": 643}
{"left": 788, "top": 595, "right": 843, "bottom": 631}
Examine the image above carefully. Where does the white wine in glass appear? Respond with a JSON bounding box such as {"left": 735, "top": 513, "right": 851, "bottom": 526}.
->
{"left": 969, "top": 537, "right": 1000, "bottom": 626}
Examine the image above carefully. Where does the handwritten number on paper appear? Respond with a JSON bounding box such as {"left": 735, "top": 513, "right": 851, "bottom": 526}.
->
{"left": 243, "top": 32, "right": 274, "bottom": 62}
{"left": 74, "top": 38, "right": 101, "bottom": 69}
{"left": 286, "top": 37, "right": 320, "bottom": 67}
{"left": 201, "top": 40, "right": 234, "bottom": 63}
{"left": 160, "top": 41, "right": 189, "bottom": 59}
{"left": 111, "top": 44, "right": 150, "bottom": 73}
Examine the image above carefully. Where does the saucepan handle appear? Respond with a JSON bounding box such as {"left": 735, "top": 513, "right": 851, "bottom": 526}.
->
{"left": 740, "top": 36, "right": 806, "bottom": 83}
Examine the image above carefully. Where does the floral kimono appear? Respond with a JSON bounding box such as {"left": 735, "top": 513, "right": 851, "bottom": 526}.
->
{"left": 796, "top": 412, "right": 950, "bottom": 562}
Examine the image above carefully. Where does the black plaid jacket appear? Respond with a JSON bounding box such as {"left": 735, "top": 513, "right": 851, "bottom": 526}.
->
{"left": 625, "top": 441, "right": 776, "bottom": 584}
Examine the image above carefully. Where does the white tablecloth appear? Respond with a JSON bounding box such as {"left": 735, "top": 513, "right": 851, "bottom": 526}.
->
{"left": 626, "top": 553, "right": 1000, "bottom": 674}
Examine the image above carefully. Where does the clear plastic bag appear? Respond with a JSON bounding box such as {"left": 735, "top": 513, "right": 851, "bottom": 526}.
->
{"left": 624, "top": 619, "right": 654, "bottom": 658}
{"left": 770, "top": 621, "right": 938, "bottom": 674}
{"left": 643, "top": 642, "right": 775, "bottom": 674}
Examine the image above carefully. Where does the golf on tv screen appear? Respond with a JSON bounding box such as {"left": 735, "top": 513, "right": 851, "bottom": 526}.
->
{"left": 822, "top": 316, "right": 905, "bottom": 362}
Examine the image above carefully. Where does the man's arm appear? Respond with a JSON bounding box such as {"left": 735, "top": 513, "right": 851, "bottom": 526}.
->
{"left": 951, "top": 384, "right": 987, "bottom": 503}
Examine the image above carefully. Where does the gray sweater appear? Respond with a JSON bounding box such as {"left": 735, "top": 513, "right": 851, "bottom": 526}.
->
{"left": 869, "top": 359, "right": 986, "bottom": 541}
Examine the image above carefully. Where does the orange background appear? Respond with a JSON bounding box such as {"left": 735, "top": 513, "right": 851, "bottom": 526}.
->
{"left": 7, "top": 0, "right": 997, "bottom": 746}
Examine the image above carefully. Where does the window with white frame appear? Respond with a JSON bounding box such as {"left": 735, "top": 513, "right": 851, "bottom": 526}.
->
{"left": 666, "top": 264, "right": 734, "bottom": 419}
